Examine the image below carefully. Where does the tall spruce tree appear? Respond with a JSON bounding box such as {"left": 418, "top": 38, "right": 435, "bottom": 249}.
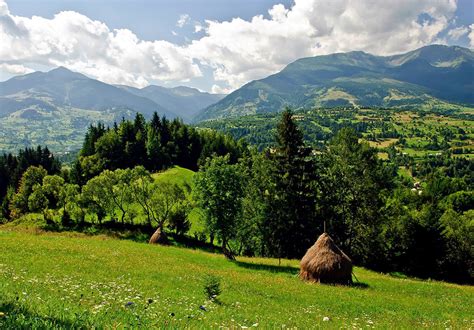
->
{"left": 262, "top": 109, "right": 318, "bottom": 259}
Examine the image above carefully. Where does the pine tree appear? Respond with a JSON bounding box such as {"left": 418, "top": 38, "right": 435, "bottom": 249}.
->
{"left": 262, "top": 108, "right": 318, "bottom": 259}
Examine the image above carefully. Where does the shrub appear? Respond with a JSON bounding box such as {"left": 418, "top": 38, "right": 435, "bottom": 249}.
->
{"left": 203, "top": 274, "right": 221, "bottom": 301}
{"left": 168, "top": 208, "right": 191, "bottom": 235}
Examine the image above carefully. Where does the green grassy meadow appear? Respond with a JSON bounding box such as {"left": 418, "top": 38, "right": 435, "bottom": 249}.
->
{"left": 0, "top": 229, "right": 473, "bottom": 328}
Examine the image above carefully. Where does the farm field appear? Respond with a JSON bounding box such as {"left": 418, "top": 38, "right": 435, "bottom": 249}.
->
{"left": 197, "top": 108, "right": 474, "bottom": 160}
{"left": 0, "top": 229, "right": 473, "bottom": 329}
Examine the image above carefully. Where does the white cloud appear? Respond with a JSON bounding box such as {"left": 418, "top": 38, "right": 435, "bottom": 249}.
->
{"left": 0, "top": 63, "right": 34, "bottom": 75}
{"left": 194, "top": 22, "right": 203, "bottom": 33}
{"left": 186, "top": 0, "right": 458, "bottom": 91}
{"left": 0, "top": 1, "right": 201, "bottom": 87}
{"left": 448, "top": 25, "right": 469, "bottom": 40}
{"left": 469, "top": 24, "right": 474, "bottom": 47}
{"left": 211, "top": 84, "right": 232, "bottom": 94}
{"left": 176, "top": 14, "right": 190, "bottom": 28}
{"left": 0, "top": 0, "right": 462, "bottom": 92}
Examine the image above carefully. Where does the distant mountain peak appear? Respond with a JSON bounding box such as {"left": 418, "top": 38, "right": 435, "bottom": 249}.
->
{"left": 49, "top": 66, "right": 72, "bottom": 73}
{"left": 47, "top": 66, "right": 88, "bottom": 79}
{"left": 197, "top": 45, "right": 473, "bottom": 121}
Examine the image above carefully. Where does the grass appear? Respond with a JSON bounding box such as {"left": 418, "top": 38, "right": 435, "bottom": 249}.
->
{"left": 0, "top": 229, "right": 473, "bottom": 328}
{"left": 152, "top": 166, "right": 195, "bottom": 187}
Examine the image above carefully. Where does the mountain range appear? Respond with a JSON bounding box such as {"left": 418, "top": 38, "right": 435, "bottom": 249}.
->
{"left": 0, "top": 67, "right": 223, "bottom": 122}
{"left": 197, "top": 45, "right": 474, "bottom": 121}
{"left": 0, "top": 44, "right": 472, "bottom": 152}
{"left": 115, "top": 84, "right": 223, "bottom": 121}
{"left": 0, "top": 67, "right": 223, "bottom": 153}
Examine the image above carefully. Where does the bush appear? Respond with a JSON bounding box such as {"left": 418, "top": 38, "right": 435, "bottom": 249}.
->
{"left": 193, "top": 231, "right": 207, "bottom": 243}
{"left": 168, "top": 208, "right": 191, "bottom": 235}
{"left": 203, "top": 274, "right": 221, "bottom": 301}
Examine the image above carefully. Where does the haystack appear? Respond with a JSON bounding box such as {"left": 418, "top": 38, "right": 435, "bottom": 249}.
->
{"left": 299, "top": 233, "right": 352, "bottom": 285}
{"left": 149, "top": 227, "right": 167, "bottom": 244}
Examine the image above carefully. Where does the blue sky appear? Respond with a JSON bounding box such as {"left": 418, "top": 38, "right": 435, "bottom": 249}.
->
{"left": 6, "top": 0, "right": 294, "bottom": 43}
{"left": 1, "top": 0, "right": 473, "bottom": 92}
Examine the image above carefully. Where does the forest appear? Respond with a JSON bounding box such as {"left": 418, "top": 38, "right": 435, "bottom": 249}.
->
{"left": 0, "top": 110, "right": 472, "bottom": 284}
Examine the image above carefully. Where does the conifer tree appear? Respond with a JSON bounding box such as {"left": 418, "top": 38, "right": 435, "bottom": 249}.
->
{"left": 261, "top": 108, "right": 318, "bottom": 259}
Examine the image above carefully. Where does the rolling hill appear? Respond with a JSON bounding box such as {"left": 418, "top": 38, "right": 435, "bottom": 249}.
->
{"left": 196, "top": 45, "right": 474, "bottom": 121}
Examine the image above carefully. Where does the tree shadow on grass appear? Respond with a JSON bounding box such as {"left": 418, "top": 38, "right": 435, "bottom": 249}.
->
{"left": 350, "top": 281, "right": 369, "bottom": 289}
{"left": 169, "top": 233, "right": 222, "bottom": 254}
{"left": 232, "top": 260, "right": 299, "bottom": 275}
{"left": 0, "top": 301, "right": 90, "bottom": 329}
{"left": 41, "top": 222, "right": 223, "bottom": 253}
{"left": 233, "top": 261, "right": 370, "bottom": 288}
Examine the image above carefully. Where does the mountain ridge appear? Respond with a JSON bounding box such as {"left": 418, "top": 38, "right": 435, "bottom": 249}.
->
{"left": 0, "top": 67, "right": 225, "bottom": 121}
{"left": 0, "top": 67, "right": 225, "bottom": 152}
{"left": 196, "top": 45, "right": 474, "bottom": 121}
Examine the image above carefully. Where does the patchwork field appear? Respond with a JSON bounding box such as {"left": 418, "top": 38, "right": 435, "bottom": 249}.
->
{"left": 0, "top": 229, "right": 473, "bottom": 328}
{"left": 198, "top": 108, "right": 474, "bottom": 161}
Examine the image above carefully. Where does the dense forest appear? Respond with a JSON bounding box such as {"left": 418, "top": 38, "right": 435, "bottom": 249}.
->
{"left": 0, "top": 110, "right": 472, "bottom": 283}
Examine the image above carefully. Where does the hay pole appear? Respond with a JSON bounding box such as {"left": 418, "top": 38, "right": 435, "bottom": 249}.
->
{"left": 352, "top": 271, "right": 360, "bottom": 283}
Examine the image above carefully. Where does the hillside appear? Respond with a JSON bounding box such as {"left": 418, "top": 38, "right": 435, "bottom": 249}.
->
{"left": 0, "top": 67, "right": 174, "bottom": 118}
{"left": 197, "top": 45, "right": 474, "bottom": 121}
{"left": 196, "top": 107, "right": 474, "bottom": 159}
{"left": 0, "top": 230, "right": 472, "bottom": 328}
{"left": 0, "top": 68, "right": 223, "bottom": 153}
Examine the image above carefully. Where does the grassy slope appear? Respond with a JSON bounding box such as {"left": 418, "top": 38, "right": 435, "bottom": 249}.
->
{"left": 152, "top": 166, "right": 195, "bottom": 187}
{"left": 0, "top": 230, "right": 473, "bottom": 328}
{"left": 152, "top": 166, "right": 205, "bottom": 234}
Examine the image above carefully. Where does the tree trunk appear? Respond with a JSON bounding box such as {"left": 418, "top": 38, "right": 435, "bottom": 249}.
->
{"left": 222, "top": 238, "right": 235, "bottom": 260}
{"left": 120, "top": 210, "right": 125, "bottom": 224}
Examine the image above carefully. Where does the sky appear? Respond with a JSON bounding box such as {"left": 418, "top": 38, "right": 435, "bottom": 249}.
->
{"left": 0, "top": 0, "right": 473, "bottom": 93}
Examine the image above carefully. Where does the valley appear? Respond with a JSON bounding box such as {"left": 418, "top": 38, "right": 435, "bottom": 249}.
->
{"left": 198, "top": 107, "right": 474, "bottom": 162}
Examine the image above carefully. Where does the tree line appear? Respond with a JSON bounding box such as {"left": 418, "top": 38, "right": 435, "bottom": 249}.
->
{"left": 0, "top": 110, "right": 472, "bottom": 283}
{"left": 70, "top": 112, "right": 246, "bottom": 185}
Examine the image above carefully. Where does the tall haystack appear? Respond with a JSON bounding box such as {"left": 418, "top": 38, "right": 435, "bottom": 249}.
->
{"left": 299, "top": 233, "right": 352, "bottom": 285}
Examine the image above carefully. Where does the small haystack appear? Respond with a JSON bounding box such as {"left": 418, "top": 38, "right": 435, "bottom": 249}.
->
{"left": 299, "top": 233, "right": 352, "bottom": 285}
{"left": 149, "top": 227, "right": 167, "bottom": 244}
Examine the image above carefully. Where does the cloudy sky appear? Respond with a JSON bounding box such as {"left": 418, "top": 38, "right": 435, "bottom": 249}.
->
{"left": 1, "top": 0, "right": 473, "bottom": 93}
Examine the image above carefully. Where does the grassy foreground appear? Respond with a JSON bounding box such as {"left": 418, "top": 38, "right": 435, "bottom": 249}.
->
{"left": 0, "top": 229, "right": 473, "bottom": 329}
